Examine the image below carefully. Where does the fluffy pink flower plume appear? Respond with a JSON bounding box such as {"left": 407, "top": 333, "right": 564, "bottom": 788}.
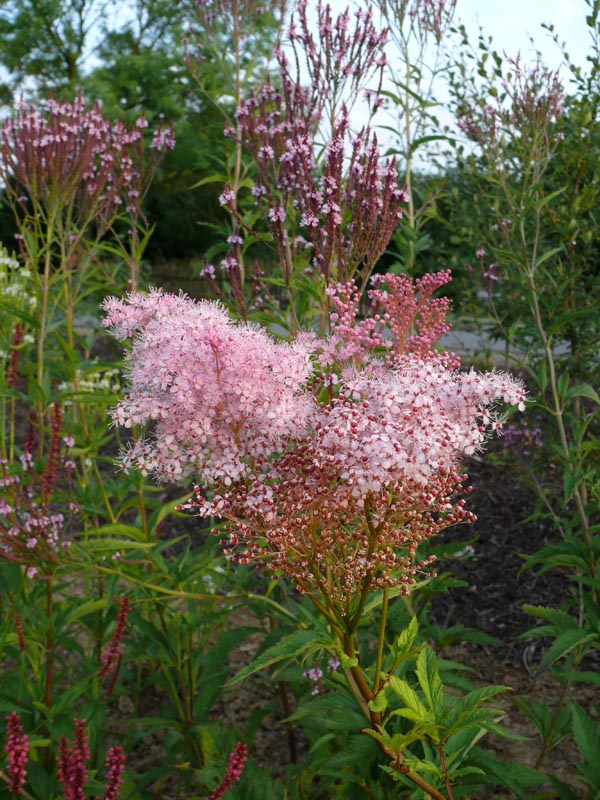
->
{"left": 103, "top": 275, "right": 525, "bottom": 605}
{"left": 102, "top": 289, "right": 315, "bottom": 484}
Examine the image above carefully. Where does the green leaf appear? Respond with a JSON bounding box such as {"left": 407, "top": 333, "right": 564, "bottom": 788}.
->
{"left": 538, "top": 628, "right": 595, "bottom": 671}
{"left": 339, "top": 651, "right": 358, "bottom": 668}
{"left": 571, "top": 702, "right": 600, "bottom": 767}
{"left": 396, "top": 616, "right": 419, "bottom": 654}
{"left": 388, "top": 676, "right": 428, "bottom": 719}
{"left": 521, "top": 605, "right": 579, "bottom": 631}
{"left": 566, "top": 383, "right": 600, "bottom": 404}
{"left": 415, "top": 648, "right": 444, "bottom": 718}
{"left": 60, "top": 598, "right": 106, "bottom": 629}
{"left": 227, "top": 629, "right": 316, "bottom": 685}
{"left": 83, "top": 524, "right": 149, "bottom": 541}
{"left": 368, "top": 690, "right": 388, "bottom": 713}
{"left": 287, "top": 694, "right": 366, "bottom": 732}
{"left": 548, "top": 776, "right": 582, "bottom": 800}
{"left": 189, "top": 172, "right": 229, "bottom": 188}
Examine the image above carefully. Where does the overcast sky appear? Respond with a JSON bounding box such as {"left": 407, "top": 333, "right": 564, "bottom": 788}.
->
{"left": 452, "top": 0, "right": 591, "bottom": 72}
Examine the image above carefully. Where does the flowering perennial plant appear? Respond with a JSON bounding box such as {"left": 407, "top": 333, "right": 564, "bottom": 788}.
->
{"left": 0, "top": 94, "right": 174, "bottom": 232}
{"left": 104, "top": 274, "right": 525, "bottom": 617}
{"left": 215, "top": 0, "right": 404, "bottom": 323}
{"left": 0, "top": 403, "right": 77, "bottom": 577}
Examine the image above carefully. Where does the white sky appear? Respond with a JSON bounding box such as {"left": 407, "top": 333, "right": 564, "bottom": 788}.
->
{"left": 330, "top": 0, "right": 595, "bottom": 163}
{"left": 455, "top": 0, "right": 592, "bottom": 74}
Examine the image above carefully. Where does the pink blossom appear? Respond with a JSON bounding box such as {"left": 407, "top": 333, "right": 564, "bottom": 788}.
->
{"left": 105, "top": 280, "right": 525, "bottom": 608}
{"left": 5, "top": 711, "right": 29, "bottom": 795}
{"left": 102, "top": 289, "right": 315, "bottom": 484}
{"left": 207, "top": 743, "right": 248, "bottom": 800}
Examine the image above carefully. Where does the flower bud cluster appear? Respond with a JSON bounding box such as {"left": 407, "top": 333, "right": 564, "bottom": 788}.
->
{"left": 56, "top": 720, "right": 125, "bottom": 800}
{"left": 207, "top": 742, "right": 248, "bottom": 800}
{"left": 457, "top": 57, "right": 564, "bottom": 157}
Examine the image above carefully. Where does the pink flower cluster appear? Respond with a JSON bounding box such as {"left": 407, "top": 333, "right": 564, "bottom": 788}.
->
{"left": 57, "top": 720, "right": 125, "bottom": 800}
{"left": 104, "top": 275, "right": 525, "bottom": 607}
{"left": 4, "top": 711, "right": 29, "bottom": 795}
{"left": 102, "top": 289, "right": 314, "bottom": 484}
{"left": 207, "top": 742, "right": 248, "bottom": 800}
{"left": 0, "top": 94, "right": 174, "bottom": 226}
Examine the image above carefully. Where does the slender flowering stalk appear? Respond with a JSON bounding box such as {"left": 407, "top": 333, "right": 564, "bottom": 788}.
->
{"left": 4, "top": 712, "right": 29, "bottom": 796}
{"left": 13, "top": 614, "right": 25, "bottom": 653}
{"left": 218, "top": 0, "right": 401, "bottom": 327}
{"left": 5, "top": 324, "right": 24, "bottom": 389}
{"left": 56, "top": 719, "right": 90, "bottom": 800}
{"left": 100, "top": 597, "right": 131, "bottom": 682}
{"left": 102, "top": 746, "right": 125, "bottom": 800}
{"left": 206, "top": 742, "right": 248, "bottom": 800}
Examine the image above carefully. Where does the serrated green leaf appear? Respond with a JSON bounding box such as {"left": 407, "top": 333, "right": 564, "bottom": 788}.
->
{"left": 83, "top": 524, "right": 149, "bottom": 541}
{"left": 368, "top": 690, "right": 388, "bottom": 713}
{"left": 521, "top": 605, "right": 579, "bottom": 631}
{"left": 287, "top": 694, "right": 365, "bottom": 732}
{"left": 566, "top": 383, "right": 600, "bottom": 404}
{"left": 389, "top": 676, "right": 428, "bottom": 718}
{"left": 78, "top": 537, "right": 155, "bottom": 553}
{"left": 227, "top": 629, "right": 315, "bottom": 685}
{"left": 548, "top": 776, "right": 582, "bottom": 800}
{"left": 415, "top": 648, "right": 444, "bottom": 717}
{"left": 60, "top": 598, "right": 106, "bottom": 628}
{"left": 396, "top": 616, "right": 419, "bottom": 654}
{"left": 539, "top": 628, "right": 595, "bottom": 670}
{"left": 571, "top": 702, "right": 600, "bottom": 766}
{"left": 308, "top": 732, "right": 337, "bottom": 753}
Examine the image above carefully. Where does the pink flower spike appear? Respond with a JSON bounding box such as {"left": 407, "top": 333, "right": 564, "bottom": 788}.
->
{"left": 207, "top": 743, "right": 248, "bottom": 800}
{"left": 102, "top": 746, "right": 126, "bottom": 800}
{"left": 4, "top": 712, "right": 29, "bottom": 795}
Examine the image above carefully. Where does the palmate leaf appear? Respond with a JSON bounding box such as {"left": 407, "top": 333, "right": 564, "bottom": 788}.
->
{"left": 519, "top": 542, "right": 588, "bottom": 575}
{"left": 444, "top": 684, "right": 508, "bottom": 732}
{"left": 521, "top": 605, "right": 580, "bottom": 631}
{"left": 366, "top": 726, "right": 426, "bottom": 754}
{"left": 549, "top": 776, "right": 583, "bottom": 800}
{"left": 287, "top": 693, "right": 366, "bottom": 733}
{"left": 468, "top": 750, "right": 548, "bottom": 796}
